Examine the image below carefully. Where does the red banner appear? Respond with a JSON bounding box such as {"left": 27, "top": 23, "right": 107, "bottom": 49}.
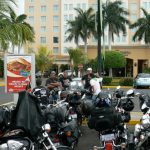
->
{"left": 6, "top": 56, "right": 32, "bottom": 93}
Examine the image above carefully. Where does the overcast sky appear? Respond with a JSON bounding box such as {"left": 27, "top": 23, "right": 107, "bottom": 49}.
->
{"left": 16, "top": 0, "right": 24, "bottom": 15}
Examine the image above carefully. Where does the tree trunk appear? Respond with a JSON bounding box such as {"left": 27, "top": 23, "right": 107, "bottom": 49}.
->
{"left": 12, "top": 44, "right": 15, "bottom": 54}
{"left": 108, "top": 29, "right": 112, "bottom": 51}
{"left": 108, "top": 28, "right": 112, "bottom": 77}
{"left": 84, "top": 38, "right": 87, "bottom": 53}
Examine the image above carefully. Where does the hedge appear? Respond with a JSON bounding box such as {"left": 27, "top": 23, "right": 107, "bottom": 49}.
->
{"left": 119, "top": 77, "right": 133, "bottom": 86}
{"left": 102, "top": 76, "right": 112, "bottom": 85}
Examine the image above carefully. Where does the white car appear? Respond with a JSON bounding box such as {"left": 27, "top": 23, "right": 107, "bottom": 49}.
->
{"left": 58, "top": 70, "right": 76, "bottom": 77}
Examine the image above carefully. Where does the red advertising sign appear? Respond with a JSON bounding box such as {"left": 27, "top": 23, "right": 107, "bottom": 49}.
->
{"left": 6, "top": 55, "right": 32, "bottom": 93}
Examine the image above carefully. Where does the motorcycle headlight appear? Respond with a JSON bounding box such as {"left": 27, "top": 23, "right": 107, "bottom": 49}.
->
{"left": 140, "top": 134, "right": 145, "bottom": 141}
{"left": 120, "top": 143, "right": 126, "bottom": 149}
{"left": 65, "top": 131, "right": 72, "bottom": 137}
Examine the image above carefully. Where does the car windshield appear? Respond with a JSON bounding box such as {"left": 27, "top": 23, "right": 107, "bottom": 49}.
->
{"left": 137, "top": 74, "right": 150, "bottom": 78}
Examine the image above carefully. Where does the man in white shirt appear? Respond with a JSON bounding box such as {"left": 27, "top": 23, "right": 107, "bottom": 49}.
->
{"left": 90, "top": 77, "right": 102, "bottom": 102}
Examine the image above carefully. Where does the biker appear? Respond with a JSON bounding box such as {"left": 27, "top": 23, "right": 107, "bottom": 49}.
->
{"left": 90, "top": 77, "right": 102, "bottom": 104}
{"left": 32, "top": 78, "right": 50, "bottom": 105}
{"left": 82, "top": 68, "right": 96, "bottom": 90}
{"left": 59, "top": 70, "right": 72, "bottom": 90}
{"left": 45, "top": 71, "right": 62, "bottom": 100}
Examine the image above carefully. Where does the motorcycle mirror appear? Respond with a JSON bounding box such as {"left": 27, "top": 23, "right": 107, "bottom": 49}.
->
{"left": 116, "top": 85, "right": 121, "bottom": 90}
{"left": 126, "top": 89, "right": 134, "bottom": 95}
{"left": 42, "top": 124, "right": 51, "bottom": 133}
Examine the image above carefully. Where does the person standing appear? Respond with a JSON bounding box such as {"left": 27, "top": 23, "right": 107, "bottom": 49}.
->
{"left": 59, "top": 70, "right": 72, "bottom": 90}
{"left": 81, "top": 68, "right": 96, "bottom": 90}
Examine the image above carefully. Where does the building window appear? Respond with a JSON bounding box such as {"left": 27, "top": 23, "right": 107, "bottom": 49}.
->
{"left": 53, "top": 37, "right": 59, "bottom": 43}
{"left": 64, "top": 4, "right": 68, "bottom": 10}
{"left": 53, "top": 26, "right": 59, "bottom": 33}
{"left": 53, "top": 4, "right": 58, "bottom": 13}
{"left": 64, "top": 36, "right": 67, "bottom": 42}
{"left": 130, "top": 3, "right": 137, "bottom": 11}
{"left": 41, "top": 0, "right": 45, "bottom": 3}
{"left": 143, "top": 2, "right": 147, "bottom": 9}
{"left": 40, "top": 37, "right": 46, "bottom": 43}
{"left": 41, "top": 16, "right": 46, "bottom": 22}
{"left": 116, "top": 36, "right": 120, "bottom": 43}
{"left": 69, "top": 4, "right": 73, "bottom": 10}
{"left": 53, "top": 47, "right": 59, "bottom": 54}
{"left": 29, "top": 6, "right": 34, "bottom": 13}
{"left": 64, "top": 15, "right": 68, "bottom": 21}
{"left": 41, "top": 26, "right": 46, "bottom": 32}
{"left": 53, "top": 15, "right": 59, "bottom": 22}
{"left": 77, "top": 3, "right": 80, "bottom": 8}
{"left": 122, "top": 35, "right": 126, "bottom": 42}
{"left": 63, "top": 47, "right": 68, "bottom": 53}
{"left": 41, "top": 6, "right": 46, "bottom": 13}
{"left": 29, "top": 16, "right": 34, "bottom": 24}
{"left": 130, "top": 14, "right": 137, "bottom": 22}
{"left": 69, "top": 14, "right": 73, "bottom": 20}
{"left": 82, "top": 3, "right": 86, "bottom": 10}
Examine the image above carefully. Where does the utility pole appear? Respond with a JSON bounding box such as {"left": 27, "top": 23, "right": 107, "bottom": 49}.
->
{"left": 97, "top": 0, "right": 101, "bottom": 76}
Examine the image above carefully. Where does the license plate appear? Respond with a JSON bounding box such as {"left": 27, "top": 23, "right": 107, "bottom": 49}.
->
{"left": 70, "top": 114, "right": 77, "bottom": 119}
{"left": 101, "top": 134, "right": 115, "bottom": 141}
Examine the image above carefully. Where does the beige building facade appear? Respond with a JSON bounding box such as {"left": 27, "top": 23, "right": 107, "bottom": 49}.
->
{"left": 25, "top": 0, "right": 150, "bottom": 76}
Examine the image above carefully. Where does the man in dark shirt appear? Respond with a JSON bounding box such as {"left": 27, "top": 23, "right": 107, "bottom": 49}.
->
{"left": 45, "top": 71, "right": 61, "bottom": 90}
{"left": 59, "top": 70, "right": 72, "bottom": 90}
{"left": 32, "top": 78, "right": 50, "bottom": 105}
{"left": 82, "top": 68, "right": 95, "bottom": 90}
{"left": 45, "top": 71, "right": 62, "bottom": 100}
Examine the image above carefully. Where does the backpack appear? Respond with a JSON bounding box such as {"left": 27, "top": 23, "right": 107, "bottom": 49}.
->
{"left": 87, "top": 107, "right": 122, "bottom": 131}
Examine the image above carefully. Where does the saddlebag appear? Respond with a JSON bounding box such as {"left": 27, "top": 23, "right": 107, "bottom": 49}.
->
{"left": 87, "top": 107, "right": 122, "bottom": 131}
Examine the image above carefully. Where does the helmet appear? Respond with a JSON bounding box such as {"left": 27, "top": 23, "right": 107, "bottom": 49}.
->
{"left": 115, "top": 89, "right": 124, "bottom": 98}
{"left": 121, "top": 98, "right": 134, "bottom": 111}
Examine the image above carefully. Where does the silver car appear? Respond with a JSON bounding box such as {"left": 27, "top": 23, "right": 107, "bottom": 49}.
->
{"left": 133, "top": 73, "right": 150, "bottom": 88}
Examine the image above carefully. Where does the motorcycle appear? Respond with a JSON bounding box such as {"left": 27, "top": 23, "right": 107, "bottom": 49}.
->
{"left": 0, "top": 91, "right": 71, "bottom": 150}
{"left": 134, "top": 93, "right": 150, "bottom": 150}
{"left": 45, "top": 99, "right": 79, "bottom": 149}
{"left": 87, "top": 87, "right": 135, "bottom": 150}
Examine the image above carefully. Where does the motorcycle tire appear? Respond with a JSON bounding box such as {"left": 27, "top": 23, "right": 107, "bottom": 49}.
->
{"left": 56, "top": 146, "right": 72, "bottom": 150}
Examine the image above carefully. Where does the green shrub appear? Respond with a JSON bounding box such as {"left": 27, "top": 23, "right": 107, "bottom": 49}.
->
{"left": 143, "top": 67, "right": 150, "bottom": 73}
{"left": 119, "top": 77, "right": 133, "bottom": 86}
{"left": 102, "top": 76, "right": 112, "bottom": 85}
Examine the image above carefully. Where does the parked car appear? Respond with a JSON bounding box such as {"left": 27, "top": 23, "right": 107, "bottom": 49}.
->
{"left": 43, "top": 70, "right": 50, "bottom": 78}
{"left": 35, "top": 71, "right": 42, "bottom": 78}
{"left": 133, "top": 73, "right": 150, "bottom": 88}
{"left": 58, "top": 70, "right": 76, "bottom": 77}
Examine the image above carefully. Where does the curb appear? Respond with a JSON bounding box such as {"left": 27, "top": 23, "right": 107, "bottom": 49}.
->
{"left": 82, "top": 119, "right": 140, "bottom": 126}
{"left": 103, "top": 86, "right": 132, "bottom": 89}
{"left": 0, "top": 83, "right": 4, "bottom": 86}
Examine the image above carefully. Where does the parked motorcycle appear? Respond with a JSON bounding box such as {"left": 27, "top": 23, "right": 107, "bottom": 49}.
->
{"left": 87, "top": 87, "right": 135, "bottom": 150}
{"left": 134, "top": 93, "right": 150, "bottom": 150}
{"left": 0, "top": 91, "right": 71, "bottom": 150}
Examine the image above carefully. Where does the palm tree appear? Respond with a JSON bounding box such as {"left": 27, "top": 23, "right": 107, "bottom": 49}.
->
{"left": 8, "top": 10, "right": 35, "bottom": 53}
{"left": 102, "top": 0, "right": 129, "bottom": 76}
{"left": 66, "top": 8, "right": 96, "bottom": 53}
{"left": 65, "top": 19, "right": 81, "bottom": 47}
{"left": 103, "top": 0, "right": 129, "bottom": 51}
{"left": 130, "top": 8, "right": 150, "bottom": 44}
{"left": 0, "top": 0, "right": 15, "bottom": 14}
{"left": 75, "top": 8, "right": 96, "bottom": 53}
{"left": 0, "top": 10, "right": 34, "bottom": 53}
{"left": 0, "top": 0, "right": 16, "bottom": 51}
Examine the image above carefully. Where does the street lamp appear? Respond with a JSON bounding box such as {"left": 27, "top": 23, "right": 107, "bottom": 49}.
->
{"left": 97, "top": 0, "right": 101, "bottom": 76}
